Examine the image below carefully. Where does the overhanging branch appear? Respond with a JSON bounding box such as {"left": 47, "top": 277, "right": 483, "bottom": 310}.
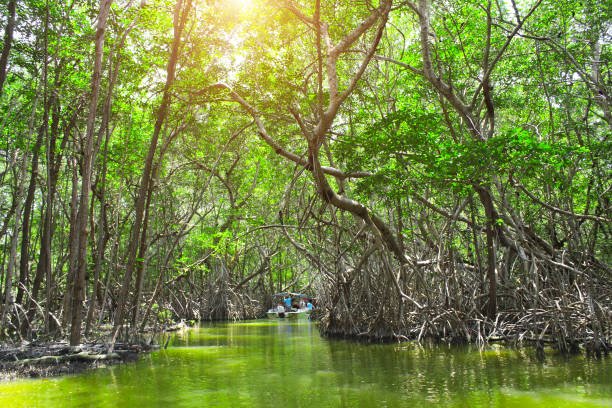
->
{"left": 207, "top": 83, "right": 371, "bottom": 180}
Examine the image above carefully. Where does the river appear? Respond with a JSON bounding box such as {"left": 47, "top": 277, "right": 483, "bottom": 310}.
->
{"left": 0, "top": 320, "right": 610, "bottom": 407}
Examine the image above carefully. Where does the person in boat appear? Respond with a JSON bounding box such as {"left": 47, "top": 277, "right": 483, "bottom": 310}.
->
{"left": 306, "top": 301, "right": 314, "bottom": 311}
{"left": 277, "top": 302, "right": 286, "bottom": 318}
{"left": 299, "top": 298, "right": 305, "bottom": 309}
{"left": 284, "top": 296, "right": 292, "bottom": 310}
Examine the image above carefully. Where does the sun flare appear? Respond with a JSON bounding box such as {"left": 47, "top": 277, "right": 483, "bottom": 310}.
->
{"left": 228, "top": 0, "right": 254, "bottom": 11}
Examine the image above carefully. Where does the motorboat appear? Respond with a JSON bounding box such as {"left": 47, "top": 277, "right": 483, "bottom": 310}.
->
{"left": 266, "top": 292, "right": 314, "bottom": 319}
{"left": 266, "top": 307, "right": 311, "bottom": 319}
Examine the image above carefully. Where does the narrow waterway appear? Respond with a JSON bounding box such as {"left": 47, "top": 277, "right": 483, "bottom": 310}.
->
{"left": 0, "top": 320, "right": 610, "bottom": 407}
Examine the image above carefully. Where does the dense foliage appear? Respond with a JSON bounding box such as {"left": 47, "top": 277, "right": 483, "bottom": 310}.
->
{"left": 0, "top": 0, "right": 609, "bottom": 353}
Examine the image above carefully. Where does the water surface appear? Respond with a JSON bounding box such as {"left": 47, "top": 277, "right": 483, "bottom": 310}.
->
{"left": 0, "top": 320, "right": 610, "bottom": 407}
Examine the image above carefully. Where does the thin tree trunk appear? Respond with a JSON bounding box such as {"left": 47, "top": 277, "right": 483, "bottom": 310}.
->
{"left": 63, "top": 157, "right": 80, "bottom": 329}
{"left": 16, "top": 118, "right": 48, "bottom": 305}
{"left": 131, "top": 186, "right": 153, "bottom": 327}
{"left": 0, "top": 162, "right": 26, "bottom": 328}
{"left": 86, "top": 9, "right": 142, "bottom": 334}
{"left": 111, "top": 0, "right": 192, "bottom": 345}
{"left": 85, "top": 113, "right": 112, "bottom": 334}
{"left": 98, "top": 186, "right": 123, "bottom": 325}
{"left": 476, "top": 185, "right": 497, "bottom": 319}
{"left": 131, "top": 126, "right": 181, "bottom": 327}
{"left": 1, "top": 82, "right": 41, "bottom": 327}
{"left": 16, "top": 3, "right": 52, "bottom": 308}
{"left": 468, "top": 194, "right": 485, "bottom": 309}
{"left": 0, "top": 0, "right": 16, "bottom": 95}
{"left": 69, "top": 0, "right": 113, "bottom": 346}
{"left": 31, "top": 100, "right": 75, "bottom": 331}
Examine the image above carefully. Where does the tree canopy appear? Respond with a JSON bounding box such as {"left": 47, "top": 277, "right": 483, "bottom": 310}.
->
{"left": 0, "top": 0, "right": 609, "bottom": 351}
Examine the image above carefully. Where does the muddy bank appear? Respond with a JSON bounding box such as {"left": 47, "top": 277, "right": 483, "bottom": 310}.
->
{"left": 0, "top": 341, "right": 159, "bottom": 382}
{"left": 0, "top": 320, "right": 194, "bottom": 381}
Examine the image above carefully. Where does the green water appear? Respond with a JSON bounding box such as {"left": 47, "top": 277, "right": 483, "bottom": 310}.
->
{"left": 0, "top": 320, "right": 610, "bottom": 407}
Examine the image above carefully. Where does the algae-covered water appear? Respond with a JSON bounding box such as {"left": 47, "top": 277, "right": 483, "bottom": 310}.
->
{"left": 0, "top": 320, "right": 610, "bottom": 407}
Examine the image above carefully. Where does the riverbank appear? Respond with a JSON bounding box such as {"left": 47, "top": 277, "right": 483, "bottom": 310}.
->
{"left": 0, "top": 320, "right": 194, "bottom": 381}
{"left": 0, "top": 341, "right": 158, "bottom": 382}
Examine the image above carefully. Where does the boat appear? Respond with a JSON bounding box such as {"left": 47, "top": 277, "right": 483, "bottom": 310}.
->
{"left": 266, "top": 308, "right": 311, "bottom": 319}
{"left": 266, "top": 292, "right": 313, "bottom": 319}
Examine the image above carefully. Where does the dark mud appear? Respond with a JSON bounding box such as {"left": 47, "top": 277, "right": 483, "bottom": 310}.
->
{"left": 0, "top": 341, "right": 157, "bottom": 382}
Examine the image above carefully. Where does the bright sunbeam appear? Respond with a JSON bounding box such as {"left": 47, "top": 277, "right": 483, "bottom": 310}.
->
{"left": 227, "top": 0, "right": 254, "bottom": 11}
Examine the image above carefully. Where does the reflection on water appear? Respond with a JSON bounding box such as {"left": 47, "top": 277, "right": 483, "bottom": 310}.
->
{"left": 0, "top": 320, "right": 610, "bottom": 407}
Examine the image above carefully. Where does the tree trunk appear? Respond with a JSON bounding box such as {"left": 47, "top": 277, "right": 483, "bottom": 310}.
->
{"left": 112, "top": 0, "right": 192, "bottom": 344}
{"left": 1, "top": 81, "right": 41, "bottom": 328}
{"left": 85, "top": 115, "right": 112, "bottom": 334}
{"left": 31, "top": 100, "right": 75, "bottom": 332}
{"left": 63, "top": 157, "right": 80, "bottom": 329}
{"left": 0, "top": 0, "right": 16, "bottom": 95}
{"left": 0, "top": 161, "right": 26, "bottom": 328}
{"left": 16, "top": 118, "right": 46, "bottom": 305}
{"left": 476, "top": 185, "right": 498, "bottom": 319}
{"left": 16, "top": 0, "right": 53, "bottom": 309}
{"left": 69, "top": 0, "right": 113, "bottom": 346}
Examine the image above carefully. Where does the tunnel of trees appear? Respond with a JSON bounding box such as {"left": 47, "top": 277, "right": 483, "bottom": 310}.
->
{"left": 0, "top": 0, "right": 609, "bottom": 353}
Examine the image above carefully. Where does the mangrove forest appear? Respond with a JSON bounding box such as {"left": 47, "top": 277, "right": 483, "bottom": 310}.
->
{"left": 0, "top": 0, "right": 610, "bottom": 363}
